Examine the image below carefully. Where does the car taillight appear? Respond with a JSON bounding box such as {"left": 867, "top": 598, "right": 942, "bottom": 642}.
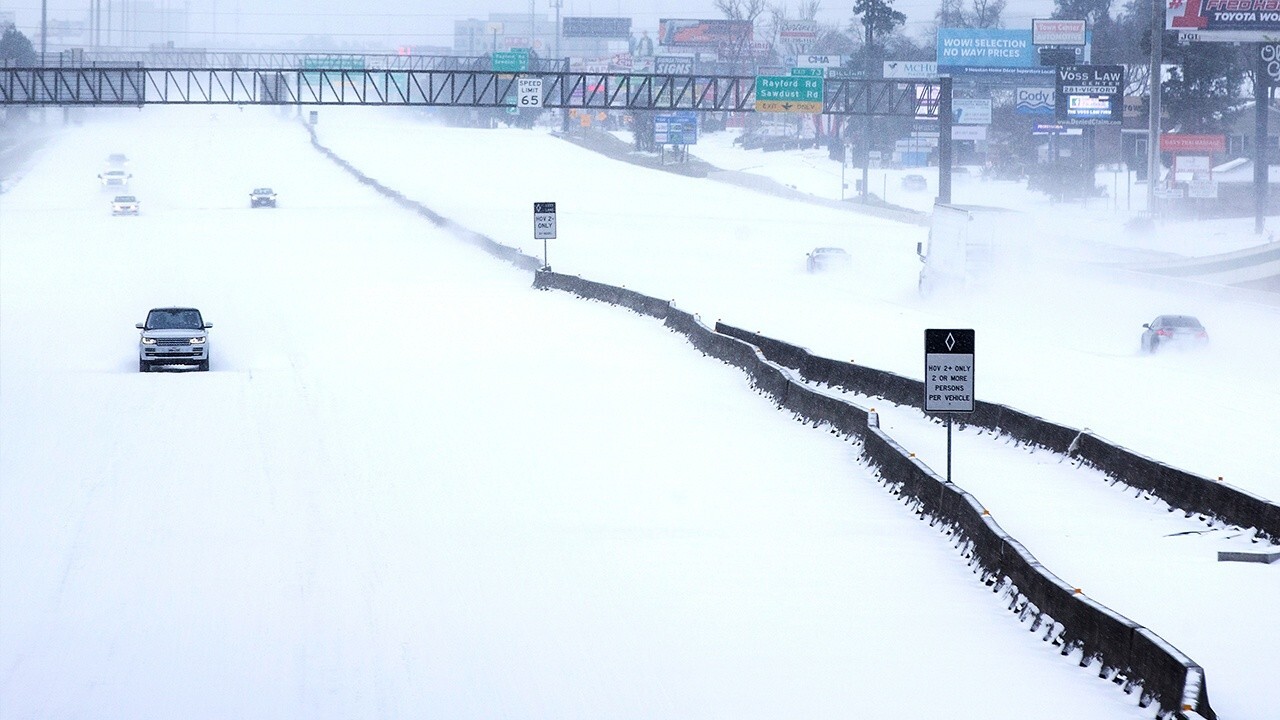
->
{"left": 1156, "top": 329, "right": 1172, "bottom": 337}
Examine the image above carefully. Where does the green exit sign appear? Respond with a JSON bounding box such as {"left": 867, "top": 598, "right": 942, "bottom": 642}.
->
{"left": 491, "top": 51, "right": 529, "bottom": 72}
{"left": 790, "top": 67, "right": 825, "bottom": 77}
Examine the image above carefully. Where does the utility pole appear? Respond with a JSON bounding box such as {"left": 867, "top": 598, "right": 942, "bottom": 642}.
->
{"left": 1255, "top": 47, "right": 1270, "bottom": 234}
{"left": 1147, "top": 0, "right": 1163, "bottom": 215}
{"left": 550, "top": 0, "right": 561, "bottom": 61}
{"left": 40, "top": 0, "right": 48, "bottom": 64}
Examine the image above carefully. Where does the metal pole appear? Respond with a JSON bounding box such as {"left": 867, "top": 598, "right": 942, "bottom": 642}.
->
{"left": 41, "top": 0, "right": 48, "bottom": 64}
{"left": 1256, "top": 45, "right": 1270, "bottom": 234}
{"left": 543, "top": 238, "right": 548, "bottom": 270}
{"left": 939, "top": 77, "right": 953, "bottom": 204}
{"left": 551, "top": 0, "right": 561, "bottom": 61}
{"left": 1147, "top": 0, "right": 1163, "bottom": 215}
{"left": 946, "top": 414, "right": 953, "bottom": 484}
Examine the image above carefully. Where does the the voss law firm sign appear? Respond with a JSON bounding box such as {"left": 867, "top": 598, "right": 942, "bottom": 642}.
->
{"left": 937, "top": 29, "right": 1052, "bottom": 78}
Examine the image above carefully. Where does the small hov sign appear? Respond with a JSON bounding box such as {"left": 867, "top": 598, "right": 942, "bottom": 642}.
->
{"left": 925, "top": 329, "right": 975, "bottom": 413}
{"left": 517, "top": 78, "right": 542, "bottom": 108}
{"left": 534, "top": 202, "right": 556, "bottom": 239}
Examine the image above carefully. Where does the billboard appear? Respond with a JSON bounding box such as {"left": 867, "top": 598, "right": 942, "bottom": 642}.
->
{"left": 658, "top": 19, "right": 752, "bottom": 48}
{"left": 1159, "top": 134, "right": 1226, "bottom": 153}
{"left": 953, "top": 98, "right": 992, "bottom": 124}
{"left": 779, "top": 20, "right": 818, "bottom": 39}
{"left": 562, "top": 17, "right": 632, "bottom": 39}
{"left": 1016, "top": 87, "right": 1055, "bottom": 115}
{"left": 1033, "top": 19, "right": 1087, "bottom": 45}
{"left": 1055, "top": 65, "right": 1124, "bottom": 125}
{"left": 1169, "top": 0, "right": 1280, "bottom": 42}
{"left": 937, "top": 28, "right": 1050, "bottom": 78}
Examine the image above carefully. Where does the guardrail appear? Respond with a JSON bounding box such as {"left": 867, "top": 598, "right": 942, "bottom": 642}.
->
{"left": 305, "top": 127, "right": 1217, "bottom": 720}
{"left": 714, "top": 324, "right": 1280, "bottom": 545}
{"left": 532, "top": 270, "right": 1215, "bottom": 720}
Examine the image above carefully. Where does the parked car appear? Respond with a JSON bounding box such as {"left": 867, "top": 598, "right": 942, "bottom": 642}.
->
{"left": 901, "top": 174, "right": 928, "bottom": 191}
{"left": 111, "top": 195, "right": 139, "bottom": 216}
{"left": 806, "top": 247, "right": 852, "bottom": 273}
{"left": 1140, "top": 315, "right": 1208, "bottom": 353}
{"left": 136, "top": 307, "right": 212, "bottom": 372}
{"left": 250, "top": 187, "right": 277, "bottom": 208}
{"left": 98, "top": 169, "right": 131, "bottom": 187}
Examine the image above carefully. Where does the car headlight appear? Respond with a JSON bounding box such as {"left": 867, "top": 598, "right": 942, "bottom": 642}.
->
{"left": 141, "top": 337, "right": 157, "bottom": 345}
{"left": 189, "top": 336, "right": 206, "bottom": 344}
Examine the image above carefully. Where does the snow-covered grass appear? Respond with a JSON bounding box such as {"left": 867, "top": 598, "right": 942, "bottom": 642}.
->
{"left": 0, "top": 106, "right": 1271, "bottom": 719}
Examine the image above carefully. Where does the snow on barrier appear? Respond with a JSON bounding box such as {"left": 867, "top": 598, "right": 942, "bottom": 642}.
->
{"left": 716, "top": 323, "right": 1280, "bottom": 546}
{"left": 532, "top": 269, "right": 1215, "bottom": 720}
{"left": 301, "top": 131, "right": 1216, "bottom": 719}
{"left": 304, "top": 124, "right": 543, "bottom": 273}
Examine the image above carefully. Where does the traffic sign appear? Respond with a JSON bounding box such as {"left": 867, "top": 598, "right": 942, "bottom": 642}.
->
{"left": 755, "top": 75, "right": 823, "bottom": 113}
{"left": 492, "top": 51, "right": 529, "bottom": 72}
{"left": 517, "top": 78, "right": 542, "bottom": 108}
{"left": 534, "top": 202, "right": 556, "bottom": 239}
{"left": 924, "top": 329, "right": 975, "bottom": 413}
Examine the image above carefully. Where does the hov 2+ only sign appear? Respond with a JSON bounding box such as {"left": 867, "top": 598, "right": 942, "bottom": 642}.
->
{"left": 925, "top": 329, "right": 975, "bottom": 413}
{"left": 534, "top": 202, "right": 556, "bottom": 239}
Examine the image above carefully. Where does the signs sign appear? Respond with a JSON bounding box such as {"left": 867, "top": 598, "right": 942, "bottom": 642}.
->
{"left": 1159, "top": 133, "right": 1226, "bottom": 153}
{"left": 883, "top": 60, "right": 938, "bottom": 79}
{"left": 1033, "top": 19, "right": 1087, "bottom": 45}
{"left": 534, "top": 202, "right": 556, "bottom": 240}
{"left": 1016, "top": 86, "right": 1055, "bottom": 115}
{"left": 517, "top": 78, "right": 542, "bottom": 108}
{"left": 562, "top": 16, "right": 631, "bottom": 38}
{"left": 654, "top": 55, "right": 694, "bottom": 74}
{"left": 755, "top": 75, "right": 823, "bottom": 113}
{"left": 925, "top": 329, "right": 975, "bottom": 413}
{"left": 1055, "top": 64, "right": 1124, "bottom": 124}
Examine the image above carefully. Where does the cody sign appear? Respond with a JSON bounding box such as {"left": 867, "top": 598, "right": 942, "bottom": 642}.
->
{"left": 1016, "top": 87, "right": 1055, "bottom": 115}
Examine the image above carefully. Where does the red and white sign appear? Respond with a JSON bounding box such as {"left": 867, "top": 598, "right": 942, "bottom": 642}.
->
{"left": 779, "top": 20, "right": 818, "bottom": 40}
{"left": 1159, "top": 133, "right": 1226, "bottom": 153}
{"left": 1033, "top": 19, "right": 1087, "bottom": 46}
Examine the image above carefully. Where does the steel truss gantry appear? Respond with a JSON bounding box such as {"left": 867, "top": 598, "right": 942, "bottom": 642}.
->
{"left": 0, "top": 67, "right": 943, "bottom": 118}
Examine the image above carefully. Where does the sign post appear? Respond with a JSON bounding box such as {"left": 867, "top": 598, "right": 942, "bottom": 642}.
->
{"left": 534, "top": 202, "right": 556, "bottom": 269}
{"left": 925, "top": 329, "right": 975, "bottom": 484}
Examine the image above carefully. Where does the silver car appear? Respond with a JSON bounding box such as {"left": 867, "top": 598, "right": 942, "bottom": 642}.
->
{"left": 137, "top": 307, "right": 211, "bottom": 372}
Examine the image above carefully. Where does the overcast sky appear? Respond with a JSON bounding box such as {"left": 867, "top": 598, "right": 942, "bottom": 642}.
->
{"left": 10, "top": 1, "right": 1057, "bottom": 51}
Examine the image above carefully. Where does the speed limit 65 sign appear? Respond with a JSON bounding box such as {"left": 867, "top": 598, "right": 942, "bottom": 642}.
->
{"left": 518, "top": 78, "right": 543, "bottom": 108}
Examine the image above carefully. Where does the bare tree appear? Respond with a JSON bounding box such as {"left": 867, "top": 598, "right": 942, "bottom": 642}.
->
{"left": 715, "top": 0, "right": 769, "bottom": 21}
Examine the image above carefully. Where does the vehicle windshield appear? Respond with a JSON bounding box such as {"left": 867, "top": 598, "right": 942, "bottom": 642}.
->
{"left": 147, "top": 309, "right": 203, "bottom": 329}
{"left": 115, "top": 196, "right": 136, "bottom": 202}
{"left": 1164, "top": 316, "right": 1203, "bottom": 328}
{"left": 254, "top": 188, "right": 273, "bottom": 194}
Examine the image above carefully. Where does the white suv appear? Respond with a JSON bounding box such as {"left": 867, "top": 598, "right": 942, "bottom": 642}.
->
{"left": 137, "top": 307, "right": 211, "bottom": 372}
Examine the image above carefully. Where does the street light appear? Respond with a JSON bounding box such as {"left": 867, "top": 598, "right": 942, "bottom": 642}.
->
{"left": 550, "top": 0, "right": 562, "bottom": 62}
